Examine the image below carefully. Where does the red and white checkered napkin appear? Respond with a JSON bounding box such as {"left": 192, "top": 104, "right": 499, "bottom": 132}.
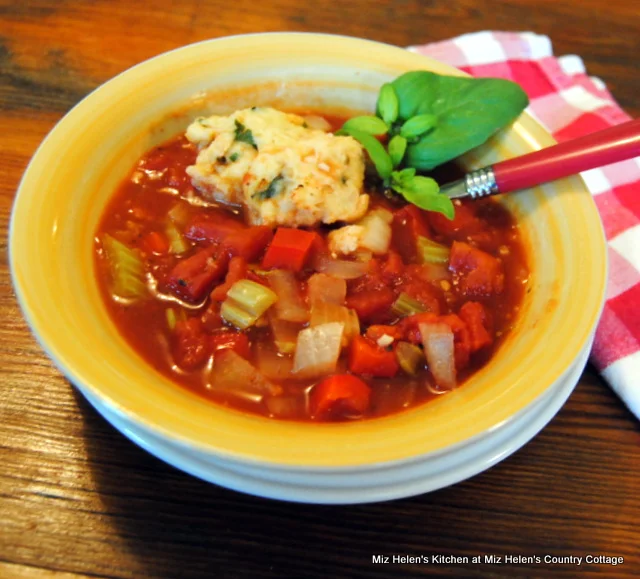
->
{"left": 410, "top": 32, "right": 640, "bottom": 419}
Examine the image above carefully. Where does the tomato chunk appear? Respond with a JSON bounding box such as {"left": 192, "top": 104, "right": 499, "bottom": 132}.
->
{"left": 310, "top": 374, "right": 372, "bottom": 420}
{"left": 365, "top": 324, "right": 405, "bottom": 343}
{"left": 141, "top": 231, "right": 169, "bottom": 255}
{"left": 185, "top": 217, "right": 244, "bottom": 242}
{"left": 173, "top": 318, "right": 210, "bottom": 370}
{"left": 166, "top": 244, "right": 229, "bottom": 303}
{"left": 349, "top": 335, "right": 399, "bottom": 378}
{"left": 381, "top": 250, "right": 404, "bottom": 280}
{"left": 210, "top": 330, "right": 251, "bottom": 359}
{"left": 223, "top": 226, "right": 273, "bottom": 261}
{"left": 459, "top": 301, "right": 493, "bottom": 352}
{"left": 211, "top": 256, "right": 248, "bottom": 302}
{"left": 449, "top": 241, "right": 504, "bottom": 297}
{"left": 262, "top": 228, "right": 318, "bottom": 272}
{"left": 428, "top": 202, "right": 484, "bottom": 239}
{"left": 392, "top": 205, "right": 430, "bottom": 262}
{"left": 346, "top": 287, "right": 395, "bottom": 322}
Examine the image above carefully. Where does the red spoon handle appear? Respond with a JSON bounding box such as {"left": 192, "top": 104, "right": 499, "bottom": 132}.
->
{"left": 493, "top": 118, "right": 640, "bottom": 192}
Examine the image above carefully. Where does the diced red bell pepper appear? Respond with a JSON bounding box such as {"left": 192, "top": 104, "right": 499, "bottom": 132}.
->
{"left": 348, "top": 335, "right": 399, "bottom": 378}
{"left": 141, "top": 231, "right": 169, "bottom": 255}
{"left": 310, "top": 374, "right": 372, "bottom": 420}
{"left": 449, "top": 241, "right": 504, "bottom": 297}
{"left": 173, "top": 317, "right": 210, "bottom": 370}
{"left": 210, "top": 330, "right": 251, "bottom": 359}
{"left": 392, "top": 204, "right": 431, "bottom": 262}
{"left": 262, "top": 228, "right": 318, "bottom": 272}
{"left": 459, "top": 301, "right": 493, "bottom": 352}
{"left": 210, "top": 256, "right": 248, "bottom": 301}
{"left": 165, "top": 244, "right": 229, "bottom": 303}
{"left": 223, "top": 226, "right": 273, "bottom": 261}
{"left": 346, "top": 287, "right": 395, "bottom": 322}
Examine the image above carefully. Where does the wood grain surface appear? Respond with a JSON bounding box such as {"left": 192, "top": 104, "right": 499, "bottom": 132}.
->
{"left": 1, "top": 1, "right": 639, "bottom": 577}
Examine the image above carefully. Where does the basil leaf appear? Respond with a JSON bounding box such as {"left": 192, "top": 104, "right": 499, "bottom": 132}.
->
{"left": 340, "top": 127, "right": 393, "bottom": 179}
{"left": 377, "top": 83, "right": 399, "bottom": 125}
{"left": 338, "top": 115, "right": 389, "bottom": 136}
{"left": 253, "top": 175, "right": 285, "bottom": 200}
{"left": 234, "top": 120, "right": 257, "bottom": 149}
{"left": 391, "top": 174, "right": 454, "bottom": 220}
{"left": 388, "top": 135, "right": 407, "bottom": 168}
{"left": 391, "top": 168, "right": 415, "bottom": 186}
{"left": 400, "top": 114, "right": 436, "bottom": 140}
{"left": 392, "top": 71, "right": 529, "bottom": 170}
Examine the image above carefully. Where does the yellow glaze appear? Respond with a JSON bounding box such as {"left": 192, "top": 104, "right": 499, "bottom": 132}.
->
{"left": 10, "top": 33, "right": 607, "bottom": 468}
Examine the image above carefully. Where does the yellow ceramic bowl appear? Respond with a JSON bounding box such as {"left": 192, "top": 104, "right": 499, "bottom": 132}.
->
{"left": 10, "top": 34, "right": 606, "bottom": 489}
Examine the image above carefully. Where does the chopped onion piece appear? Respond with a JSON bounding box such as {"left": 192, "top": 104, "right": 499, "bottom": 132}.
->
{"left": 377, "top": 334, "right": 394, "bottom": 348}
{"left": 268, "top": 313, "right": 301, "bottom": 354}
{"left": 307, "top": 273, "right": 346, "bottom": 306}
{"left": 302, "top": 114, "right": 332, "bottom": 131}
{"left": 313, "top": 254, "right": 368, "bottom": 279}
{"left": 168, "top": 202, "right": 192, "bottom": 226}
{"left": 310, "top": 303, "right": 359, "bottom": 345}
{"left": 358, "top": 209, "right": 393, "bottom": 254}
{"left": 256, "top": 344, "right": 295, "bottom": 381}
{"left": 208, "top": 350, "right": 281, "bottom": 406}
{"left": 292, "top": 322, "right": 344, "bottom": 378}
{"left": 166, "top": 222, "right": 188, "bottom": 254}
{"left": 267, "top": 269, "right": 309, "bottom": 323}
{"left": 419, "top": 322, "right": 456, "bottom": 390}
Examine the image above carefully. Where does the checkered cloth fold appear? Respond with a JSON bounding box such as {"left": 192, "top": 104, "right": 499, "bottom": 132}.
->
{"left": 410, "top": 32, "right": 640, "bottom": 419}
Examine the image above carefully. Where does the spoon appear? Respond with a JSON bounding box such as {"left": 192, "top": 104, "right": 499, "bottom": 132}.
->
{"left": 440, "top": 118, "right": 640, "bottom": 199}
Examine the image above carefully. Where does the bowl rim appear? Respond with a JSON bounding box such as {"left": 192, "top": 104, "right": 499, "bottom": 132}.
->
{"left": 10, "top": 32, "right": 608, "bottom": 468}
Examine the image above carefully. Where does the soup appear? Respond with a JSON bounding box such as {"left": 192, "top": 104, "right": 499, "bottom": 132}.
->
{"left": 95, "top": 107, "right": 528, "bottom": 421}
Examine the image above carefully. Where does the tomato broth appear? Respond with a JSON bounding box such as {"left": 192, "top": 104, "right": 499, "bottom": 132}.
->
{"left": 95, "top": 113, "right": 529, "bottom": 422}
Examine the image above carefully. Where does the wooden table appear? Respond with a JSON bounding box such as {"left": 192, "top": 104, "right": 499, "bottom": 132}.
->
{"left": 1, "top": 2, "right": 639, "bottom": 577}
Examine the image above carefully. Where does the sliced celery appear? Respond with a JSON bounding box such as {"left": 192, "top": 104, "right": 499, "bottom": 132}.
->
{"left": 221, "top": 301, "right": 257, "bottom": 330}
{"left": 166, "top": 222, "right": 188, "bottom": 254}
{"left": 417, "top": 236, "right": 450, "bottom": 264}
{"left": 102, "top": 234, "right": 147, "bottom": 300}
{"left": 166, "top": 308, "right": 177, "bottom": 330}
{"left": 221, "top": 280, "right": 278, "bottom": 329}
{"left": 226, "top": 280, "right": 277, "bottom": 317}
{"left": 396, "top": 341, "right": 423, "bottom": 376}
{"left": 165, "top": 307, "right": 186, "bottom": 330}
{"left": 391, "top": 292, "right": 426, "bottom": 318}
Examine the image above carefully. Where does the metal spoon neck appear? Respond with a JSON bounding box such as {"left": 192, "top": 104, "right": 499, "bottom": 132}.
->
{"left": 441, "top": 166, "right": 499, "bottom": 200}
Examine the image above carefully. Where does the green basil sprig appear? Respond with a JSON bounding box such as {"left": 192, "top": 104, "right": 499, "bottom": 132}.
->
{"left": 337, "top": 70, "right": 529, "bottom": 219}
{"left": 391, "top": 71, "right": 529, "bottom": 170}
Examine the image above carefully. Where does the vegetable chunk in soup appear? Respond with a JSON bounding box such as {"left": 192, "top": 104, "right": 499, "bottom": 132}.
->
{"left": 95, "top": 107, "right": 528, "bottom": 422}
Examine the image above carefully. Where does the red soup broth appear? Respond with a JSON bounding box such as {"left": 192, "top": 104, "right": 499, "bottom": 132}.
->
{"left": 94, "top": 115, "right": 529, "bottom": 422}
